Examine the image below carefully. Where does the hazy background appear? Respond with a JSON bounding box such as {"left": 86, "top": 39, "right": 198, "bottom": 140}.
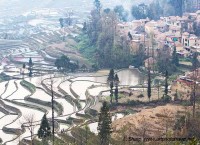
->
{"left": 0, "top": 0, "right": 153, "bottom": 18}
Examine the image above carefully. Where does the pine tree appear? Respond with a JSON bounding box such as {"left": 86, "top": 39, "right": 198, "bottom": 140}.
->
{"left": 107, "top": 69, "right": 114, "bottom": 82}
{"left": 59, "top": 18, "right": 64, "bottom": 28}
{"left": 94, "top": 0, "right": 101, "bottom": 12}
{"left": 172, "top": 46, "right": 179, "bottom": 66}
{"left": 128, "top": 32, "right": 133, "bottom": 40}
{"left": 38, "top": 114, "right": 51, "bottom": 140}
{"left": 192, "top": 52, "right": 199, "bottom": 70}
{"left": 82, "top": 22, "right": 87, "bottom": 31}
{"left": 164, "top": 70, "right": 169, "bottom": 96}
{"left": 23, "top": 63, "right": 26, "bottom": 69}
{"left": 29, "top": 69, "right": 32, "bottom": 77}
{"left": 28, "top": 57, "right": 33, "bottom": 68}
{"left": 114, "top": 74, "right": 119, "bottom": 84}
{"left": 169, "top": 0, "right": 184, "bottom": 17}
{"left": 22, "top": 63, "right": 26, "bottom": 79}
{"left": 110, "top": 82, "right": 113, "bottom": 103}
{"left": 114, "top": 74, "right": 119, "bottom": 103}
{"left": 114, "top": 87, "right": 118, "bottom": 103}
{"left": 98, "top": 101, "right": 112, "bottom": 145}
{"left": 28, "top": 57, "right": 33, "bottom": 77}
{"left": 108, "top": 69, "right": 115, "bottom": 103}
{"left": 85, "top": 125, "right": 90, "bottom": 145}
{"left": 147, "top": 70, "right": 151, "bottom": 101}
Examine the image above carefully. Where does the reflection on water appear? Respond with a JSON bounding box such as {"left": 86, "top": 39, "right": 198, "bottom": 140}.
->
{"left": 117, "top": 69, "right": 144, "bottom": 86}
{"left": 93, "top": 69, "right": 144, "bottom": 86}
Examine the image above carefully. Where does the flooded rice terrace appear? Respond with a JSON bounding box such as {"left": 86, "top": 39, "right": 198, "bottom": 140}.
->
{"left": 0, "top": 31, "right": 144, "bottom": 144}
{"left": 0, "top": 0, "right": 148, "bottom": 144}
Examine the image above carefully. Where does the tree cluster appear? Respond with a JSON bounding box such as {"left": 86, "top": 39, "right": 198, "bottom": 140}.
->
{"left": 193, "top": 22, "right": 200, "bottom": 37}
{"left": 131, "top": 0, "right": 195, "bottom": 21}
{"left": 131, "top": 1, "right": 163, "bottom": 20}
{"left": 156, "top": 45, "right": 178, "bottom": 75}
{"left": 55, "top": 55, "right": 79, "bottom": 72}
{"left": 82, "top": 0, "right": 133, "bottom": 68}
{"left": 132, "top": 44, "right": 147, "bottom": 68}
{"left": 114, "top": 5, "right": 128, "bottom": 22}
{"left": 59, "top": 11, "right": 74, "bottom": 28}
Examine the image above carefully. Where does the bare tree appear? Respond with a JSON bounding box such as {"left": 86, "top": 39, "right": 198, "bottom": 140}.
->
{"left": 23, "top": 114, "right": 36, "bottom": 145}
{"left": 43, "top": 74, "right": 58, "bottom": 145}
{"left": 14, "top": 130, "right": 22, "bottom": 145}
{"left": 191, "top": 68, "right": 198, "bottom": 118}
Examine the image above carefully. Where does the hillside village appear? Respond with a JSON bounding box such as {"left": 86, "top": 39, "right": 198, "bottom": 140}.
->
{"left": 118, "top": 11, "right": 200, "bottom": 58}
{"left": 1, "top": 0, "right": 200, "bottom": 144}
{"left": 116, "top": 10, "right": 200, "bottom": 100}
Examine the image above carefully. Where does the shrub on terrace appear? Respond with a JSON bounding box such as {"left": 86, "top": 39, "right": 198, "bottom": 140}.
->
{"left": 161, "top": 95, "right": 171, "bottom": 103}
{"left": 20, "top": 80, "right": 36, "bottom": 94}
{"left": 55, "top": 55, "right": 79, "bottom": 72}
{"left": 38, "top": 114, "right": 51, "bottom": 142}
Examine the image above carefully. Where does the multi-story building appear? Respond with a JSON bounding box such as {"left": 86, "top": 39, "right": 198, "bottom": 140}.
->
{"left": 182, "top": 32, "right": 198, "bottom": 47}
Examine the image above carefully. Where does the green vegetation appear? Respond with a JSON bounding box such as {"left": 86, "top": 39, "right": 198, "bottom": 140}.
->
{"left": 193, "top": 21, "right": 200, "bottom": 37}
{"left": 156, "top": 45, "right": 177, "bottom": 75}
{"left": 20, "top": 80, "right": 36, "bottom": 94}
{"left": 114, "top": 5, "right": 128, "bottom": 22}
{"left": 192, "top": 52, "right": 200, "bottom": 69}
{"left": 28, "top": 57, "right": 33, "bottom": 77}
{"left": 164, "top": 70, "right": 169, "bottom": 96}
{"left": 25, "top": 97, "right": 63, "bottom": 116}
{"left": 0, "top": 73, "right": 11, "bottom": 82}
{"left": 55, "top": 55, "right": 79, "bottom": 72}
{"left": 38, "top": 114, "right": 51, "bottom": 141}
{"left": 147, "top": 70, "right": 151, "bottom": 101}
{"left": 172, "top": 46, "right": 179, "bottom": 67}
{"left": 131, "top": 0, "right": 191, "bottom": 20}
{"left": 85, "top": 108, "right": 98, "bottom": 117}
{"left": 107, "top": 69, "right": 120, "bottom": 103}
{"left": 114, "top": 74, "right": 119, "bottom": 103}
{"left": 77, "top": 34, "right": 97, "bottom": 63}
{"left": 28, "top": 57, "right": 33, "bottom": 68}
{"left": 161, "top": 95, "right": 171, "bottom": 103}
{"left": 103, "top": 93, "right": 125, "bottom": 102}
{"left": 132, "top": 44, "right": 147, "bottom": 68}
{"left": 108, "top": 69, "right": 114, "bottom": 103}
{"left": 131, "top": 1, "right": 163, "bottom": 20}
{"left": 98, "top": 101, "right": 112, "bottom": 145}
{"left": 78, "top": 1, "right": 133, "bottom": 69}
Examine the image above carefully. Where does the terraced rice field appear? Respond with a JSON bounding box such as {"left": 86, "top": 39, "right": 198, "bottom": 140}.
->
{"left": 0, "top": 61, "right": 142, "bottom": 144}
{"left": 0, "top": 21, "right": 144, "bottom": 144}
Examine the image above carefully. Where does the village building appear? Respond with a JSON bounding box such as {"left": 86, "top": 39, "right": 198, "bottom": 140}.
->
{"left": 116, "top": 9, "right": 200, "bottom": 60}
{"left": 182, "top": 32, "right": 198, "bottom": 48}
{"left": 171, "top": 68, "right": 200, "bottom": 100}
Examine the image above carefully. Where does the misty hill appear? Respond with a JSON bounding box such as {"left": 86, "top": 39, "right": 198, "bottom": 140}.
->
{"left": 0, "top": 0, "right": 153, "bottom": 18}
